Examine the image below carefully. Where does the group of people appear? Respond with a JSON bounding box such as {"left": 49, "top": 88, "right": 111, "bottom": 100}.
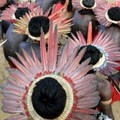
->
{"left": 0, "top": 0, "right": 120, "bottom": 120}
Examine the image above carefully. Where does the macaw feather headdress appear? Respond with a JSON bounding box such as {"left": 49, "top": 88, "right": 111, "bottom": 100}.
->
{"left": 94, "top": 0, "right": 120, "bottom": 27}
{"left": 13, "top": 0, "right": 72, "bottom": 43}
{"left": 68, "top": 22, "right": 120, "bottom": 75}
{"left": 72, "top": 0, "right": 106, "bottom": 11}
{"left": 1, "top": 2, "right": 37, "bottom": 22}
{"left": 0, "top": 0, "right": 7, "bottom": 7}
{"left": 1, "top": 23, "right": 99, "bottom": 120}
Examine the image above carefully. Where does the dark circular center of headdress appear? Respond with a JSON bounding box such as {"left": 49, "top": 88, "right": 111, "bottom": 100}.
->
{"left": 78, "top": 45, "right": 102, "bottom": 65}
{"left": 108, "top": 7, "right": 120, "bottom": 21}
{"left": 82, "top": 0, "right": 95, "bottom": 8}
{"left": 28, "top": 16, "right": 50, "bottom": 37}
{"left": 15, "top": 7, "right": 30, "bottom": 19}
{"left": 31, "top": 77, "right": 66, "bottom": 119}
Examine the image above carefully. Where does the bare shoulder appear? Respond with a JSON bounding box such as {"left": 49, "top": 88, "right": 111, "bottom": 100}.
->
{"left": 97, "top": 80, "right": 112, "bottom": 101}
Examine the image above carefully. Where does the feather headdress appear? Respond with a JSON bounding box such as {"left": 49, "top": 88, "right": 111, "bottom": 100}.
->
{"left": 13, "top": 0, "right": 72, "bottom": 42}
{"left": 68, "top": 22, "right": 120, "bottom": 75}
{"left": 0, "top": 0, "right": 7, "bottom": 7}
{"left": 72, "top": 0, "right": 106, "bottom": 10}
{"left": 94, "top": 0, "right": 120, "bottom": 27}
{"left": 1, "top": 23, "right": 100, "bottom": 120}
{"left": 1, "top": 2, "right": 37, "bottom": 22}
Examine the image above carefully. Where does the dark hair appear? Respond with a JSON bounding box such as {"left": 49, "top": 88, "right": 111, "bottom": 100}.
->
{"left": 78, "top": 45, "right": 102, "bottom": 73}
{"left": 31, "top": 77, "right": 66, "bottom": 119}
{"left": 28, "top": 16, "right": 50, "bottom": 37}
{"left": 15, "top": 7, "right": 30, "bottom": 19}
{"left": 79, "top": 9, "right": 94, "bottom": 15}
{"left": 108, "top": 7, "right": 120, "bottom": 21}
{"left": 82, "top": 0, "right": 95, "bottom": 8}
{"left": 78, "top": 45, "right": 102, "bottom": 65}
{"left": 78, "top": 0, "right": 95, "bottom": 15}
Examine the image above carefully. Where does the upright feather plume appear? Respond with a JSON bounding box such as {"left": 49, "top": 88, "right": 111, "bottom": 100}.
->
{"left": 87, "top": 21, "right": 92, "bottom": 45}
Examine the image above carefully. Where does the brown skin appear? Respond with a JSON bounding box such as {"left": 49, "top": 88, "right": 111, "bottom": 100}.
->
{"left": 3, "top": 24, "right": 28, "bottom": 63}
{"left": 96, "top": 72, "right": 115, "bottom": 120}
{"left": 99, "top": 102, "right": 114, "bottom": 120}
{"left": 104, "top": 26, "right": 120, "bottom": 47}
{"left": 110, "top": 71, "right": 120, "bottom": 83}
{"left": 71, "top": 10, "right": 99, "bottom": 39}
{"left": 109, "top": 71, "right": 120, "bottom": 93}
